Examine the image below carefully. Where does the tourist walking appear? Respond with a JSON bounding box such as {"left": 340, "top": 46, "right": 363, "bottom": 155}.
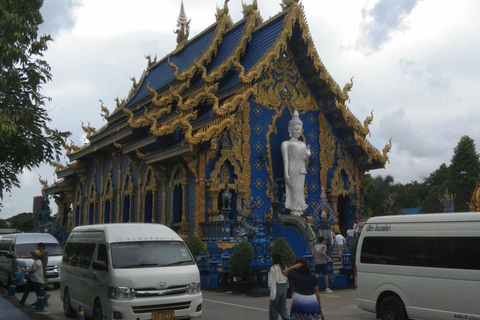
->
{"left": 16, "top": 249, "right": 44, "bottom": 307}
{"left": 314, "top": 236, "right": 333, "bottom": 293}
{"left": 346, "top": 225, "right": 355, "bottom": 246}
{"left": 335, "top": 233, "right": 346, "bottom": 257}
{"left": 282, "top": 257, "right": 325, "bottom": 320}
{"left": 269, "top": 252, "right": 290, "bottom": 320}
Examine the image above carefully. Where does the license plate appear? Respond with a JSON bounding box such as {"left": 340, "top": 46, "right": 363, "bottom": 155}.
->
{"left": 152, "top": 310, "right": 174, "bottom": 320}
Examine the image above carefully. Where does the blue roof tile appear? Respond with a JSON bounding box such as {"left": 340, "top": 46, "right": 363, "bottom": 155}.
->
{"left": 125, "top": 23, "right": 218, "bottom": 108}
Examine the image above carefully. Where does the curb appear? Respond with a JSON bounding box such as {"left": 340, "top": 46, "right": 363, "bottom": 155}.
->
{"left": 0, "top": 287, "right": 54, "bottom": 320}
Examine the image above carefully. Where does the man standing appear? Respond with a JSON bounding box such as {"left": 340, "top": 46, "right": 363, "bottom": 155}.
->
{"left": 314, "top": 236, "right": 333, "bottom": 294}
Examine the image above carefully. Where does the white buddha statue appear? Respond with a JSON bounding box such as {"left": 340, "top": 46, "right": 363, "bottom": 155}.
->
{"left": 281, "top": 109, "right": 311, "bottom": 216}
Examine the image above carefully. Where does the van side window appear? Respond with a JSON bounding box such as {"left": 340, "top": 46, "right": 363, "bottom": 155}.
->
{"left": 361, "top": 237, "right": 480, "bottom": 270}
{"left": 63, "top": 242, "right": 96, "bottom": 269}
{"left": 97, "top": 244, "right": 108, "bottom": 269}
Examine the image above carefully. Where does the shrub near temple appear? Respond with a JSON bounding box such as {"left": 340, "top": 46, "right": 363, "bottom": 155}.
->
{"left": 186, "top": 235, "right": 209, "bottom": 265}
{"left": 271, "top": 237, "right": 296, "bottom": 267}
{"left": 228, "top": 240, "right": 254, "bottom": 280}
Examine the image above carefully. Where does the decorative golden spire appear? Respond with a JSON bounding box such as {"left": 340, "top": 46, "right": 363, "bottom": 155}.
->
{"left": 174, "top": 0, "right": 190, "bottom": 48}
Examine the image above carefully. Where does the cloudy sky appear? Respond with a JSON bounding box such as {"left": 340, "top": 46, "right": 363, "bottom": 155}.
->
{"left": 2, "top": 0, "right": 480, "bottom": 219}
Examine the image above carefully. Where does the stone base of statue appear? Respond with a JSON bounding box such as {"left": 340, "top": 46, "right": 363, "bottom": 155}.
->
{"left": 247, "top": 267, "right": 270, "bottom": 297}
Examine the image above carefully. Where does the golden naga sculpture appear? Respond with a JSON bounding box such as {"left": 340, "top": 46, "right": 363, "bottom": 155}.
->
{"left": 149, "top": 111, "right": 198, "bottom": 137}
{"left": 242, "top": 0, "right": 258, "bottom": 17}
{"left": 81, "top": 121, "right": 97, "bottom": 139}
{"left": 216, "top": 0, "right": 229, "bottom": 21}
{"left": 362, "top": 110, "right": 374, "bottom": 136}
{"left": 183, "top": 115, "right": 234, "bottom": 145}
{"left": 49, "top": 161, "right": 67, "bottom": 172}
{"left": 281, "top": 0, "right": 299, "bottom": 10}
{"left": 213, "top": 85, "right": 257, "bottom": 116}
{"left": 113, "top": 142, "right": 122, "bottom": 149}
{"left": 130, "top": 76, "right": 140, "bottom": 91}
{"left": 136, "top": 149, "right": 145, "bottom": 160}
{"left": 469, "top": 176, "right": 480, "bottom": 212}
{"left": 38, "top": 176, "right": 48, "bottom": 190}
{"left": 145, "top": 55, "right": 157, "bottom": 69}
{"left": 63, "top": 139, "right": 81, "bottom": 155}
{"left": 122, "top": 107, "right": 151, "bottom": 129}
{"left": 336, "top": 77, "right": 353, "bottom": 102}
{"left": 114, "top": 97, "right": 126, "bottom": 112}
{"left": 99, "top": 99, "right": 110, "bottom": 119}
{"left": 382, "top": 138, "right": 393, "bottom": 161}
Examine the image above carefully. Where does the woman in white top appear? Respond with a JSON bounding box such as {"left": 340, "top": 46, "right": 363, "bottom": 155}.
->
{"left": 269, "top": 252, "right": 290, "bottom": 320}
{"left": 17, "top": 249, "right": 44, "bottom": 307}
{"left": 335, "top": 234, "right": 346, "bottom": 257}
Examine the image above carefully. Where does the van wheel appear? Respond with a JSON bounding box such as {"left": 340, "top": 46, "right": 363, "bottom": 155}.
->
{"left": 63, "top": 288, "right": 75, "bottom": 318}
{"left": 379, "top": 295, "right": 408, "bottom": 320}
{"left": 93, "top": 299, "right": 103, "bottom": 320}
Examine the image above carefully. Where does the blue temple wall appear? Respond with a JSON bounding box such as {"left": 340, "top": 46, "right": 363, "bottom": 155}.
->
{"left": 188, "top": 174, "right": 196, "bottom": 238}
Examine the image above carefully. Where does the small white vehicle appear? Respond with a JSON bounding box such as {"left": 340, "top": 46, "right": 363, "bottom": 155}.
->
{"left": 356, "top": 212, "right": 480, "bottom": 320}
{"left": 60, "top": 223, "right": 202, "bottom": 320}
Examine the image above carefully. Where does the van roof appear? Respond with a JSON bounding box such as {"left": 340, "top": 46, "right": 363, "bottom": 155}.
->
{"left": 366, "top": 212, "right": 480, "bottom": 224}
{"left": 70, "top": 223, "right": 182, "bottom": 243}
{"left": 0, "top": 233, "right": 59, "bottom": 244}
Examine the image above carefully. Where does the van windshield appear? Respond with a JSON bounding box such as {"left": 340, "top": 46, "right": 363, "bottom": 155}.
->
{"left": 15, "top": 243, "right": 63, "bottom": 256}
{"left": 111, "top": 241, "right": 194, "bottom": 269}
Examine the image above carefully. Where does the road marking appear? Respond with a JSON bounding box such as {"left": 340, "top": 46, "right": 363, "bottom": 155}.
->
{"left": 203, "top": 299, "right": 268, "bottom": 312}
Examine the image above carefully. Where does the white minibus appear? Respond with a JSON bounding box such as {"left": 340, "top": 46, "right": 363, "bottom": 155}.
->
{"left": 356, "top": 212, "right": 480, "bottom": 320}
{"left": 60, "top": 223, "right": 202, "bottom": 320}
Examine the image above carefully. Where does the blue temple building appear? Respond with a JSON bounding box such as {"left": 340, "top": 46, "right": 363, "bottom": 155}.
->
{"left": 45, "top": 0, "right": 390, "bottom": 255}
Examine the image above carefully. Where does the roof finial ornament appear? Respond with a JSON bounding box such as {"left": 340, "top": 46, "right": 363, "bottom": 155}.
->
{"left": 242, "top": 0, "right": 258, "bottom": 17}
{"left": 280, "top": 0, "right": 299, "bottom": 10}
{"left": 216, "top": 0, "right": 230, "bottom": 21}
{"left": 174, "top": 0, "right": 190, "bottom": 49}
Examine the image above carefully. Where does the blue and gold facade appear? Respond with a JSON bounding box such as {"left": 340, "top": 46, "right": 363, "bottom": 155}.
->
{"left": 45, "top": 1, "right": 390, "bottom": 253}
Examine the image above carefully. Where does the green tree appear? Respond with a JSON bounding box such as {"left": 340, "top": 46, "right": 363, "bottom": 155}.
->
{"left": 449, "top": 136, "right": 480, "bottom": 212}
{"left": 270, "top": 237, "right": 296, "bottom": 267}
{"left": 0, "top": 0, "right": 70, "bottom": 198}
{"left": 228, "top": 240, "right": 254, "bottom": 280}
{"left": 185, "top": 235, "right": 209, "bottom": 264}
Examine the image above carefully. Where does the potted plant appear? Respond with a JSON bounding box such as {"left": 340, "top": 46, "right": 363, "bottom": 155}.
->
{"left": 228, "top": 240, "right": 254, "bottom": 294}
{"left": 270, "top": 237, "right": 296, "bottom": 298}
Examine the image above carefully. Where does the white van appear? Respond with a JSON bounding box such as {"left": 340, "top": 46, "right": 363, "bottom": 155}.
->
{"left": 60, "top": 223, "right": 202, "bottom": 320}
{"left": 356, "top": 212, "right": 480, "bottom": 320}
{"left": 0, "top": 233, "right": 63, "bottom": 288}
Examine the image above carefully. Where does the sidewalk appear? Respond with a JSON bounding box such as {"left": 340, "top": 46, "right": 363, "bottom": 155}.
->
{"left": 0, "top": 295, "right": 33, "bottom": 320}
{"left": 0, "top": 291, "right": 52, "bottom": 320}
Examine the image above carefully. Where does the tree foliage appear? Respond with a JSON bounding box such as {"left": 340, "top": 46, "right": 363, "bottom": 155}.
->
{"left": 185, "top": 235, "right": 209, "bottom": 264}
{"left": 270, "top": 237, "right": 296, "bottom": 267}
{"left": 228, "top": 240, "right": 254, "bottom": 280}
{"left": 361, "top": 136, "right": 480, "bottom": 215}
{"left": 0, "top": 0, "right": 70, "bottom": 198}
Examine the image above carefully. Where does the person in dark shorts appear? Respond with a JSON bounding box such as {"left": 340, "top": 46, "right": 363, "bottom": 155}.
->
{"left": 314, "top": 236, "right": 333, "bottom": 293}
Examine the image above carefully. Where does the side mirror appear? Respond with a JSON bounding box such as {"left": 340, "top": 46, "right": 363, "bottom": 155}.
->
{"left": 92, "top": 261, "right": 108, "bottom": 272}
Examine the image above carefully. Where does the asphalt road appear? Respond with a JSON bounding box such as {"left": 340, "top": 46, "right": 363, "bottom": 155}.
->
{"left": 1, "top": 285, "right": 376, "bottom": 320}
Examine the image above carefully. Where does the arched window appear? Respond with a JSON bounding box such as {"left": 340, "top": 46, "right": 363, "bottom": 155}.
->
{"left": 122, "top": 173, "right": 134, "bottom": 223}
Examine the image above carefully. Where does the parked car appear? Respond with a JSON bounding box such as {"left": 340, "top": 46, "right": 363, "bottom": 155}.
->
{"left": 0, "top": 233, "right": 63, "bottom": 288}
